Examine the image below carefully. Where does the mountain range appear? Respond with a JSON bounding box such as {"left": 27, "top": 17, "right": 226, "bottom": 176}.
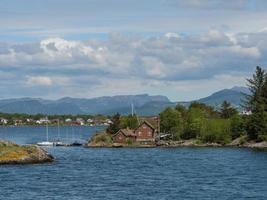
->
{"left": 0, "top": 86, "right": 249, "bottom": 116}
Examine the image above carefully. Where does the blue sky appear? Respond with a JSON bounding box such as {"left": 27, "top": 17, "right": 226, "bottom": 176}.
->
{"left": 1, "top": 0, "right": 267, "bottom": 101}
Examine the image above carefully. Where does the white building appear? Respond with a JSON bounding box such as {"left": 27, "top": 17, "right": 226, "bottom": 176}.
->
{"left": 76, "top": 118, "right": 85, "bottom": 125}
{"left": 36, "top": 118, "right": 50, "bottom": 124}
{"left": 65, "top": 118, "right": 72, "bottom": 122}
{"left": 241, "top": 110, "right": 252, "bottom": 115}
{"left": 0, "top": 118, "right": 8, "bottom": 124}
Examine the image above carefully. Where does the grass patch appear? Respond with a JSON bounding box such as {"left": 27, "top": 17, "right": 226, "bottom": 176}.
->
{"left": 90, "top": 133, "right": 113, "bottom": 144}
{"left": 0, "top": 141, "right": 38, "bottom": 161}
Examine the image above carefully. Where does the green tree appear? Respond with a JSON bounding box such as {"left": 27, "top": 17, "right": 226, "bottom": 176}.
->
{"left": 106, "top": 113, "right": 121, "bottom": 134}
{"left": 189, "top": 102, "right": 220, "bottom": 118}
{"left": 245, "top": 66, "right": 266, "bottom": 112}
{"left": 230, "top": 114, "right": 244, "bottom": 139}
{"left": 201, "top": 119, "right": 231, "bottom": 144}
{"left": 120, "top": 114, "right": 138, "bottom": 129}
{"left": 160, "top": 107, "right": 183, "bottom": 140}
{"left": 220, "top": 100, "right": 238, "bottom": 119}
{"left": 245, "top": 66, "right": 267, "bottom": 140}
{"left": 175, "top": 104, "right": 187, "bottom": 118}
{"left": 183, "top": 107, "right": 207, "bottom": 139}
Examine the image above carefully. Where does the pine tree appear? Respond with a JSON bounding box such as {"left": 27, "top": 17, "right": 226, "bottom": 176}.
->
{"left": 220, "top": 100, "right": 238, "bottom": 119}
{"left": 106, "top": 113, "right": 121, "bottom": 134}
{"left": 245, "top": 66, "right": 266, "bottom": 112}
{"left": 245, "top": 66, "right": 267, "bottom": 140}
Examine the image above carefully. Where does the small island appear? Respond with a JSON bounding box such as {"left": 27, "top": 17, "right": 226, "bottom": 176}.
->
{"left": 0, "top": 140, "right": 54, "bottom": 165}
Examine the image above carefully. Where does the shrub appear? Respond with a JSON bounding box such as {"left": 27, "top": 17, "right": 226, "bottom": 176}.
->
{"left": 93, "top": 133, "right": 112, "bottom": 144}
{"left": 230, "top": 114, "right": 245, "bottom": 139}
{"left": 160, "top": 107, "right": 184, "bottom": 140}
{"left": 200, "top": 119, "right": 231, "bottom": 144}
{"left": 182, "top": 107, "right": 206, "bottom": 139}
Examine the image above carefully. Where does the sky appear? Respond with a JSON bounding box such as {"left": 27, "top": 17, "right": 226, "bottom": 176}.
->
{"left": 1, "top": 0, "right": 267, "bottom": 101}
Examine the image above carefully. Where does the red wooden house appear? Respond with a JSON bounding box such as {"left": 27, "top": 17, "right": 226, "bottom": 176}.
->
{"left": 134, "top": 121, "right": 156, "bottom": 142}
{"left": 112, "top": 120, "right": 157, "bottom": 144}
{"left": 113, "top": 128, "right": 136, "bottom": 143}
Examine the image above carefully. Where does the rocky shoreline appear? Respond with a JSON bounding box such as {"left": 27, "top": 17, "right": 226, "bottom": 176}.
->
{"left": 86, "top": 133, "right": 267, "bottom": 150}
{"left": 0, "top": 141, "right": 54, "bottom": 165}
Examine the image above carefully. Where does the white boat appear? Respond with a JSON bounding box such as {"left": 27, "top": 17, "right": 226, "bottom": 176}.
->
{"left": 37, "top": 141, "right": 55, "bottom": 146}
{"left": 37, "top": 117, "right": 55, "bottom": 146}
{"left": 54, "top": 141, "right": 64, "bottom": 146}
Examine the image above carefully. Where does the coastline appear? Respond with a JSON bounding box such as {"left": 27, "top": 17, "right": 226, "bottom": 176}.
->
{"left": 86, "top": 133, "right": 267, "bottom": 150}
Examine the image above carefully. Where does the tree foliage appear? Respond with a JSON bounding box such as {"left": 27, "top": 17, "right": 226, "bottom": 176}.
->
{"left": 106, "top": 113, "right": 121, "bottom": 134}
{"left": 220, "top": 100, "right": 238, "bottom": 119}
{"left": 160, "top": 107, "right": 183, "bottom": 140}
{"left": 183, "top": 107, "right": 206, "bottom": 139}
{"left": 245, "top": 66, "right": 267, "bottom": 140}
{"left": 230, "top": 114, "right": 245, "bottom": 139}
{"left": 120, "top": 114, "right": 139, "bottom": 129}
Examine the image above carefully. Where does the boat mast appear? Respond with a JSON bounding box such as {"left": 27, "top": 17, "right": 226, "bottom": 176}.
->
{"left": 46, "top": 116, "right": 49, "bottom": 142}
{"left": 57, "top": 119, "right": 60, "bottom": 140}
{"left": 131, "top": 103, "right": 134, "bottom": 116}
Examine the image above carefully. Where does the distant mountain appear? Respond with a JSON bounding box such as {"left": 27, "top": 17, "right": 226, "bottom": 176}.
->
{"left": 196, "top": 86, "right": 249, "bottom": 108}
{"left": 0, "top": 99, "right": 84, "bottom": 115}
{"left": 0, "top": 94, "right": 170, "bottom": 115}
{"left": 0, "top": 87, "right": 249, "bottom": 115}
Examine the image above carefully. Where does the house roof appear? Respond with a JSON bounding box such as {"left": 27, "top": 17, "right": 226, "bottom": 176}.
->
{"left": 136, "top": 120, "right": 155, "bottom": 131}
{"left": 139, "top": 116, "right": 159, "bottom": 131}
{"left": 113, "top": 128, "right": 136, "bottom": 137}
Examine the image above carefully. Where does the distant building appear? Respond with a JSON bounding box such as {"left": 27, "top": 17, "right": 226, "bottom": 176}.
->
{"left": 36, "top": 118, "right": 50, "bottom": 124}
{"left": 0, "top": 118, "right": 8, "bottom": 125}
{"left": 26, "top": 118, "right": 34, "bottom": 123}
{"left": 65, "top": 118, "right": 72, "bottom": 123}
{"left": 87, "top": 118, "right": 94, "bottom": 123}
{"left": 134, "top": 121, "right": 156, "bottom": 143}
{"left": 14, "top": 119, "right": 23, "bottom": 126}
{"left": 76, "top": 118, "right": 85, "bottom": 125}
{"left": 241, "top": 110, "right": 252, "bottom": 115}
{"left": 112, "top": 120, "right": 157, "bottom": 144}
{"left": 113, "top": 128, "right": 136, "bottom": 143}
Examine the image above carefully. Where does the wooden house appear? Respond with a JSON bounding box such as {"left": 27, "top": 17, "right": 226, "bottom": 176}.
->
{"left": 134, "top": 120, "right": 156, "bottom": 142}
{"left": 113, "top": 128, "right": 136, "bottom": 143}
{"left": 112, "top": 117, "right": 159, "bottom": 144}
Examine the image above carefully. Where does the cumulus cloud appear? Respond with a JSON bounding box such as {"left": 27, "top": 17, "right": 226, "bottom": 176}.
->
{"left": 0, "top": 29, "right": 267, "bottom": 100}
{"left": 1, "top": 30, "right": 266, "bottom": 78}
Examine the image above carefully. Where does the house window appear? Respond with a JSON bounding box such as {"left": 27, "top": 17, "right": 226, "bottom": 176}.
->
{"left": 138, "top": 131, "right": 142, "bottom": 136}
{"left": 148, "top": 131, "right": 151, "bottom": 137}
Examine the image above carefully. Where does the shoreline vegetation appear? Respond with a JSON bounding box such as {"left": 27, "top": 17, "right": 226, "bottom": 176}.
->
{"left": 87, "top": 67, "right": 267, "bottom": 150}
{"left": 0, "top": 140, "right": 54, "bottom": 165}
{"left": 86, "top": 133, "right": 267, "bottom": 150}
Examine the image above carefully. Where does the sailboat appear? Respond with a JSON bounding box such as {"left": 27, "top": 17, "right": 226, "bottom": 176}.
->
{"left": 70, "top": 125, "right": 83, "bottom": 146}
{"left": 37, "top": 117, "right": 54, "bottom": 146}
{"left": 54, "top": 119, "right": 64, "bottom": 146}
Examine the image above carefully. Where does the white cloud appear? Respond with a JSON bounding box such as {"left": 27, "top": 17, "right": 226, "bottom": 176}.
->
{"left": 1, "top": 30, "right": 267, "bottom": 79}
{"left": 26, "top": 76, "right": 53, "bottom": 86}
{"left": 1, "top": 29, "right": 267, "bottom": 100}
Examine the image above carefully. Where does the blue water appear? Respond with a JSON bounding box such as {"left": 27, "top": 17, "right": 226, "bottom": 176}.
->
{"left": 0, "top": 126, "right": 267, "bottom": 200}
